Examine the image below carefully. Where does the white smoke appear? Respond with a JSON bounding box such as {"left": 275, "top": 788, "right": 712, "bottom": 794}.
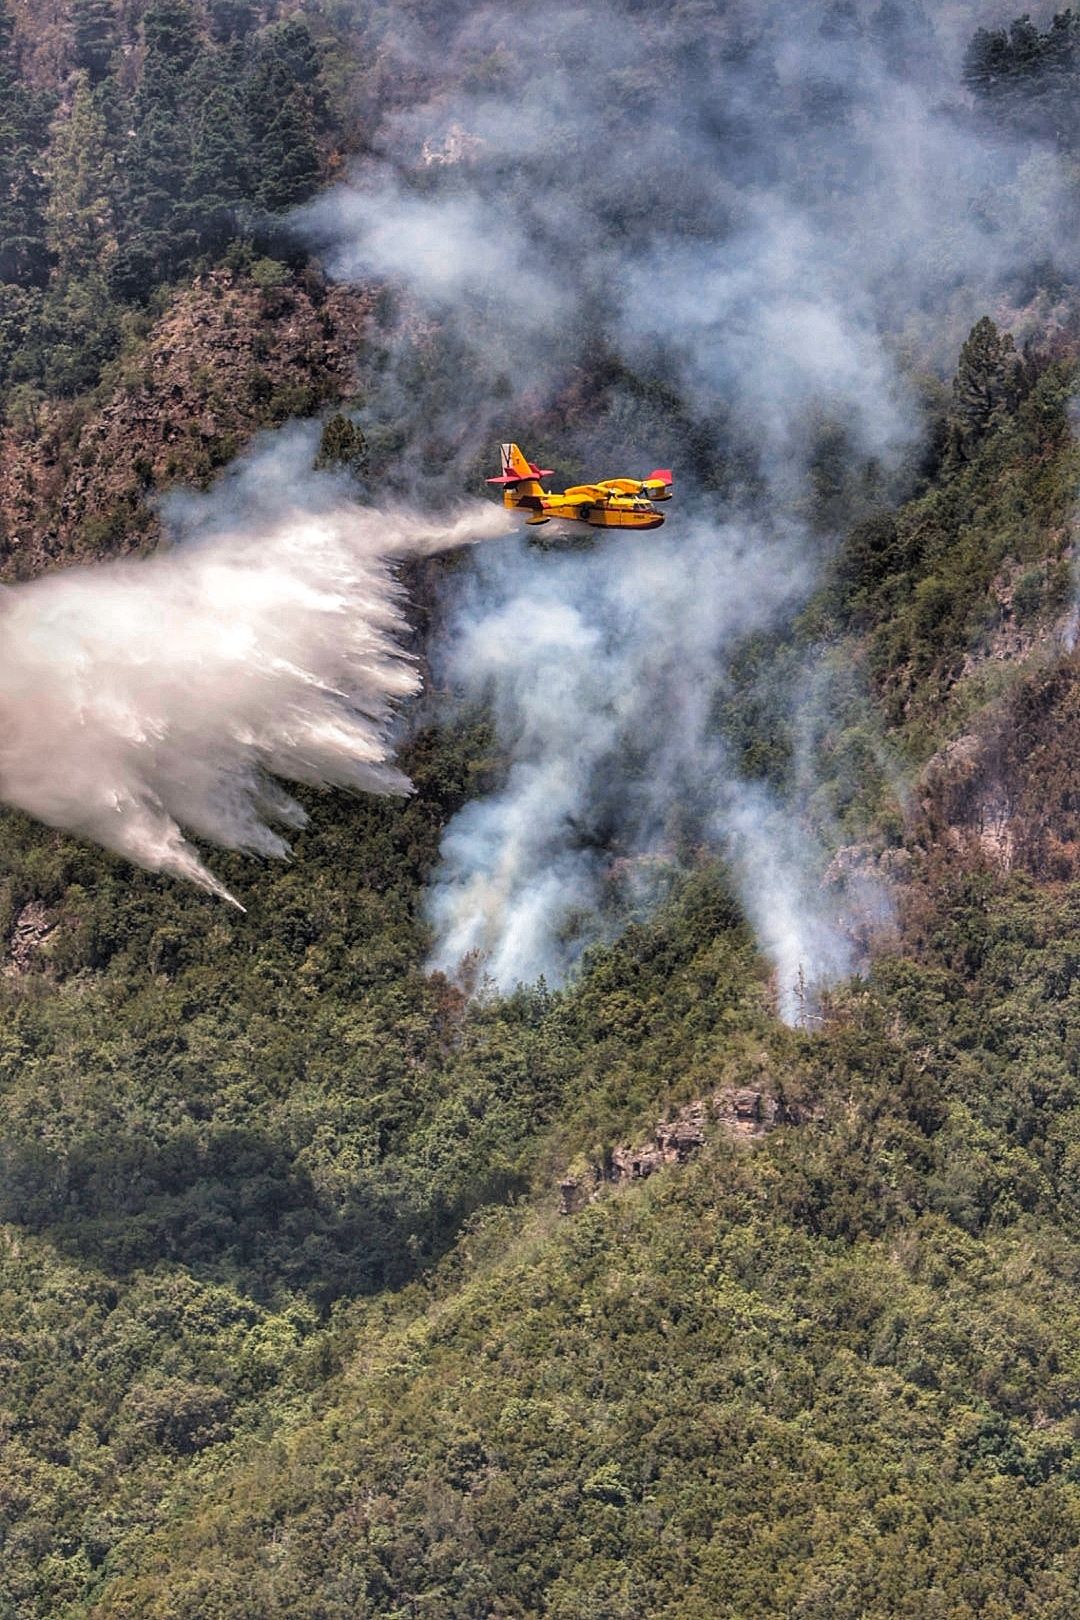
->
{"left": 425, "top": 515, "right": 831, "bottom": 1002}
{"left": 717, "top": 782, "right": 859, "bottom": 1023}
{"left": 301, "top": 184, "right": 568, "bottom": 319}
{"left": 0, "top": 428, "right": 512, "bottom": 902}
{"left": 291, "top": 0, "right": 1080, "bottom": 1014}
{"left": 6, "top": 0, "right": 1060, "bottom": 1015}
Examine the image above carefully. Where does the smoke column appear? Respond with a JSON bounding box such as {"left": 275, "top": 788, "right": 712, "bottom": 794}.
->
{"left": 424, "top": 516, "right": 815, "bottom": 993}
{"left": 295, "top": 0, "right": 1075, "bottom": 1010}
{"left": 3, "top": 1, "right": 1066, "bottom": 1012}
{"left": 0, "top": 427, "right": 511, "bottom": 902}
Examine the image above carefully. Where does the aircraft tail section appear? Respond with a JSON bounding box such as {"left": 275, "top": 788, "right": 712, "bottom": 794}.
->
{"left": 642, "top": 468, "right": 673, "bottom": 500}
{"left": 486, "top": 443, "right": 554, "bottom": 508}
{"left": 504, "top": 443, "right": 536, "bottom": 482}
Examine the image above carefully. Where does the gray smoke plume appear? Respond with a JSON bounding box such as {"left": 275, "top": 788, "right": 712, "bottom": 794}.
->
{"left": 2, "top": 1, "right": 1057, "bottom": 1012}
{"left": 294, "top": 0, "right": 1075, "bottom": 1012}
{"left": 424, "top": 517, "right": 815, "bottom": 994}
{"left": 0, "top": 427, "right": 511, "bottom": 902}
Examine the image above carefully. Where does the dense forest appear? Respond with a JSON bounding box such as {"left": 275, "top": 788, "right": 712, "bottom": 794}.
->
{"left": 5, "top": 1, "right": 1080, "bottom": 1616}
{"left": 0, "top": 0, "right": 327, "bottom": 367}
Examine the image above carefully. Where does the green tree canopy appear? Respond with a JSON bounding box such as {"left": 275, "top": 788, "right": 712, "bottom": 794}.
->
{"left": 70, "top": 0, "right": 119, "bottom": 83}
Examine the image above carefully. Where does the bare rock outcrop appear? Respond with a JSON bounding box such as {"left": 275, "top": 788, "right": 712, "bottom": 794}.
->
{"left": 0, "top": 270, "right": 372, "bottom": 580}
{"left": 4, "top": 901, "right": 56, "bottom": 976}
{"left": 918, "top": 651, "right": 1080, "bottom": 880}
{"left": 558, "top": 1086, "right": 787, "bottom": 1213}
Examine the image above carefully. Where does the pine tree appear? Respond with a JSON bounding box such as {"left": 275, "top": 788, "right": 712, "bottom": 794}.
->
{"left": 119, "top": 103, "right": 191, "bottom": 285}
{"left": 184, "top": 75, "right": 249, "bottom": 250}
{"left": 209, "top": 0, "right": 256, "bottom": 44}
{"left": 241, "top": 15, "right": 328, "bottom": 212}
{"left": 0, "top": 0, "right": 53, "bottom": 285}
{"left": 252, "top": 92, "right": 320, "bottom": 211}
{"left": 70, "top": 0, "right": 119, "bottom": 84}
{"left": 963, "top": 27, "right": 1011, "bottom": 99}
{"left": 35, "top": 271, "right": 120, "bottom": 394}
{"left": 142, "top": 0, "right": 200, "bottom": 79}
{"left": 106, "top": 238, "right": 158, "bottom": 302}
{"left": 315, "top": 414, "right": 369, "bottom": 479}
{"left": 190, "top": 86, "right": 247, "bottom": 203}
{"left": 0, "top": 282, "right": 41, "bottom": 387}
{"left": 1005, "top": 14, "right": 1044, "bottom": 80}
{"left": 257, "top": 17, "right": 323, "bottom": 95}
{"left": 45, "top": 74, "right": 117, "bottom": 272}
{"left": 964, "top": 11, "right": 1080, "bottom": 149}
{"left": 949, "top": 316, "right": 1023, "bottom": 460}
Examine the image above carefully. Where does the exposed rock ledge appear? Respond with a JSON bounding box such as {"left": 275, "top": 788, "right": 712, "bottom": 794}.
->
{"left": 4, "top": 901, "right": 57, "bottom": 976}
{"left": 558, "top": 1087, "right": 786, "bottom": 1215}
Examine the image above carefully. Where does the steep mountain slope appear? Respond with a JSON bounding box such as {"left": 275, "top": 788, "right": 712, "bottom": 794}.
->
{"left": 5, "top": 359, "right": 1079, "bottom": 1618}
{"left": 5, "top": 2, "right": 1080, "bottom": 1618}
{"left": 4, "top": 363, "right": 1080, "bottom": 1615}
{"left": 0, "top": 265, "right": 369, "bottom": 575}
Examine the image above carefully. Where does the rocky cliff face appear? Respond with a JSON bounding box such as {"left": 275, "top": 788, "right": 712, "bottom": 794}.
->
{"left": 920, "top": 646, "right": 1080, "bottom": 880}
{"left": 558, "top": 1086, "right": 793, "bottom": 1214}
{"left": 0, "top": 267, "right": 371, "bottom": 579}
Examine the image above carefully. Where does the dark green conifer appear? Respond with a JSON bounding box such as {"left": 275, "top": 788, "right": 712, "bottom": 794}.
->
{"left": 70, "top": 0, "right": 119, "bottom": 83}
{"left": 142, "top": 0, "right": 200, "bottom": 79}
{"left": 209, "top": 0, "right": 256, "bottom": 43}
{"left": 184, "top": 65, "right": 249, "bottom": 248}
{"left": 253, "top": 94, "right": 320, "bottom": 211}
{"left": 949, "top": 316, "right": 1023, "bottom": 459}
{"left": 316, "top": 414, "right": 369, "bottom": 479}
{"left": 0, "top": 0, "right": 53, "bottom": 285}
{"left": 964, "top": 10, "right": 1080, "bottom": 148}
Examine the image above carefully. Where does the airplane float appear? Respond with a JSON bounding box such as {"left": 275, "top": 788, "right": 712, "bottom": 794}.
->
{"left": 487, "top": 443, "right": 672, "bottom": 530}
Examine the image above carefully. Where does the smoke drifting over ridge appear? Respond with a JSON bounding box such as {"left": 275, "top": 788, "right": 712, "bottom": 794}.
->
{"left": 0, "top": 0, "right": 1067, "bottom": 1010}
{"left": 0, "top": 429, "right": 511, "bottom": 902}
{"left": 300, "top": 1, "right": 1073, "bottom": 484}
{"left": 294, "top": 0, "right": 1076, "bottom": 1007}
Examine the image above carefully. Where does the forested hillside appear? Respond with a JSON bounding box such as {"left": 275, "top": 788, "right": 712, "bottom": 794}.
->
{"left": 5, "top": 2, "right": 1080, "bottom": 1617}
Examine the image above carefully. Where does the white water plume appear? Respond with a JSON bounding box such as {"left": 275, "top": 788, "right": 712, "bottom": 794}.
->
{"left": 0, "top": 429, "right": 512, "bottom": 902}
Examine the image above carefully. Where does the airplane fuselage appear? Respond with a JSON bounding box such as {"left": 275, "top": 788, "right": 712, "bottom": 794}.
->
{"left": 517, "top": 490, "right": 665, "bottom": 530}
{"left": 488, "top": 444, "right": 672, "bottom": 531}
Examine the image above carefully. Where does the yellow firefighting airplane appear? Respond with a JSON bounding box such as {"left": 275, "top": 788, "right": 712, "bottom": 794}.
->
{"left": 487, "top": 443, "right": 673, "bottom": 530}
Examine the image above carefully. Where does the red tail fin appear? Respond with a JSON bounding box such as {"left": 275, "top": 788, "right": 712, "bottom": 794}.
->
{"left": 486, "top": 443, "right": 553, "bottom": 486}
